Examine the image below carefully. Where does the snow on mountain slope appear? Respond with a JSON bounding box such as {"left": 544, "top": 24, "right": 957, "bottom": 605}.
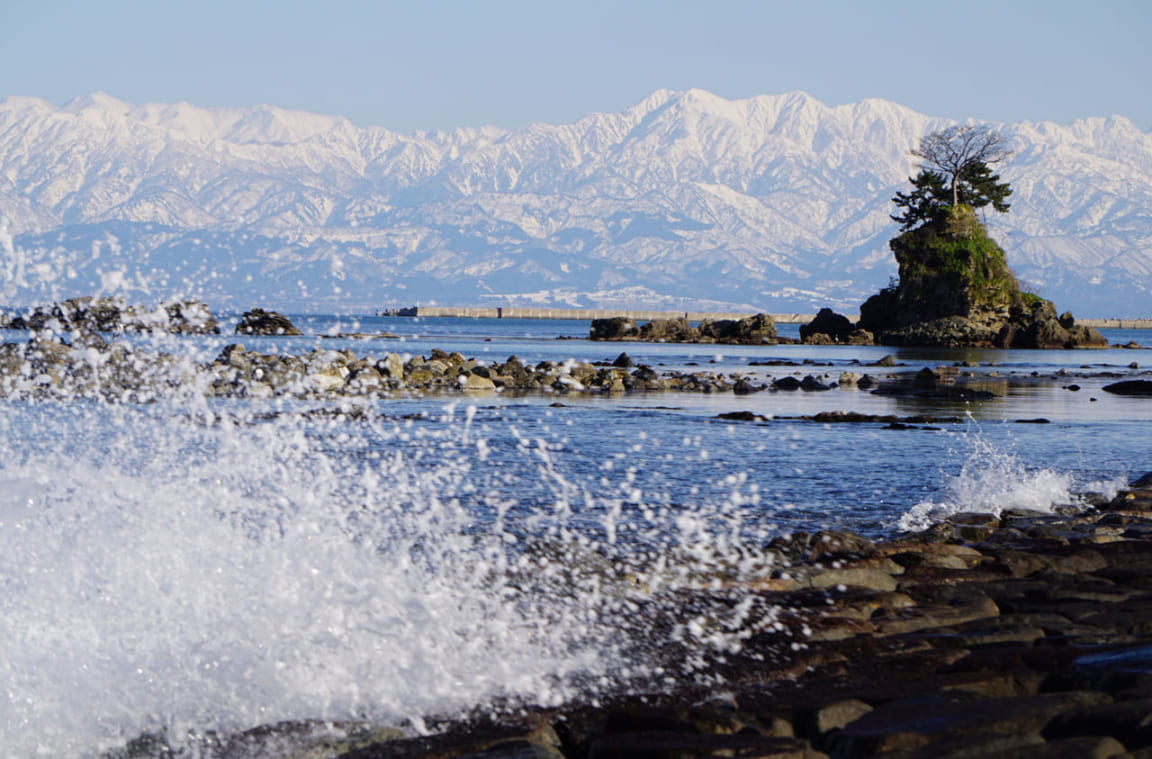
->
{"left": 0, "top": 89, "right": 1149, "bottom": 315}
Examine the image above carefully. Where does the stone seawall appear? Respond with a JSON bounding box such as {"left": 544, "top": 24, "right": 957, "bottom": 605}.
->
{"left": 378, "top": 306, "right": 825, "bottom": 324}
{"left": 378, "top": 306, "right": 1152, "bottom": 329}
{"left": 1080, "top": 318, "right": 1152, "bottom": 329}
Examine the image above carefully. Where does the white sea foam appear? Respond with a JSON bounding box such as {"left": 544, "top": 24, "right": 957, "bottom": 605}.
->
{"left": 896, "top": 427, "right": 1088, "bottom": 533}
{"left": 0, "top": 402, "right": 645, "bottom": 757}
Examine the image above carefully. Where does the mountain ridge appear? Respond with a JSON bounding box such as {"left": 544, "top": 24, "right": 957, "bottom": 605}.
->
{"left": 1, "top": 89, "right": 1149, "bottom": 315}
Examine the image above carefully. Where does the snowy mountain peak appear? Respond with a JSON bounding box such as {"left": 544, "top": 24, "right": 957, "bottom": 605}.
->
{"left": 62, "top": 90, "right": 133, "bottom": 114}
{"left": 0, "top": 89, "right": 1149, "bottom": 316}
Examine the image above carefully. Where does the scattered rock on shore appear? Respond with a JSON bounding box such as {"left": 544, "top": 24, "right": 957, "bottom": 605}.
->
{"left": 589, "top": 313, "right": 778, "bottom": 345}
{"left": 0, "top": 297, "right": 220, "bottom": 334}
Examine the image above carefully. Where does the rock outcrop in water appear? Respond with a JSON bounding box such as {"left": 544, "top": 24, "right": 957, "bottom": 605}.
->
{"left": 0, "top": 324, "right": 1142, "bottom": 403}
{"left": 590, "top": 313, "right": 778, "bottom": 344}
{"left": 235, "top": 308, "right": 302, "bottom": 336}
{"left": 800, "top": 308, "right": 874, "bottom": 345}
{"left": 858, "top": 206, "right": 1106, "bottom": 349}
{"left": 0, "top": 334, "right": 785, "bottom": 400}
{"left": 0, "top": 297, "right": 220, "bottom": 334}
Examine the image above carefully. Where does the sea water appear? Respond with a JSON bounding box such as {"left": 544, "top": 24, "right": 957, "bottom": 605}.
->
{"left": 1, "top": 315, "right": 1149, "bottom": 756}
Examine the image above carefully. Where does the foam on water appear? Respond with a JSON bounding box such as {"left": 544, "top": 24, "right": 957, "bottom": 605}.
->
{"left": 895, "top": 424, "right": 1119, "bottom": 532}
{"left": 0, "top": 400, "right": 663, "bottom": 757}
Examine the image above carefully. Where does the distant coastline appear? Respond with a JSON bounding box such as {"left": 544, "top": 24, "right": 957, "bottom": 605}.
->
{"left": 376, "top": 305, "right": 1152, "bottom": 329}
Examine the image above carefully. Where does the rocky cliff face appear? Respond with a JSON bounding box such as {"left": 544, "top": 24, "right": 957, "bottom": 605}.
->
{"left": 858, "top": 207, "right": 1106, "bottom": 348}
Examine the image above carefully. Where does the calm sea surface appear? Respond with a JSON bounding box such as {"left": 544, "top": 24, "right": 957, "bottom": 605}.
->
{"left": 1, "top": 315, "right": 1149, "bottom": 756}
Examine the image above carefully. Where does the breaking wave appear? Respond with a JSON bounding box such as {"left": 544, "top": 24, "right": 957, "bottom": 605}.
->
{"left": 895, "top": 424, "right": 1125, "bottom": 532}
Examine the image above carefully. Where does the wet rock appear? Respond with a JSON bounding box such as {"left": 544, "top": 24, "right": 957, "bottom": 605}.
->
{"left": 715, "top": 411, "right": 768, "bottom": 423}
{"left": 809, "top": 567, "right": 899, "bottom": 592}
{"left": 159, "top": 300, "right": 221, "bottom": 334}
{"left": 801, "top": 332, "right": 834, "bottom": 346}
{"left": 1043, "top": 698, "right": 1152, "bottom": 749}
{"left": 845, "top": 329, "right": 875, "bottom": 346}
{"left": 611, "top": 351, "right": 634, "bottom": 368}
{"left": 377, "top": 353, "right": 405, "bottom": 380}
{"left": 699, "top": 313, "right": 778, "bottom": 345}
{"left": 590, "top": 316, "right": 638, "bottom": 340}
{"left": 587, "top": 731, "right": 823, "bottom": 758}
{"left": 235, "top": 308, "right": 302, "bottom": 336}
{"left": 799, "top": 308, "right": 855, "bottom": 344}
{"left": 590, "top": 314, "right": 778, "bottom": 345}
{"left": 769, "top": 530, "right": 878, "bottom": 563}
{"left": 1103, "top": 380, "right": 1152, "bottom": 396}
{"left": 639, "top": 317, "right": 696, "bottom": 342}
{"left": 732, "top": 378, "right": 764, "bottom": 394}
{"left": 799, "top": 375, "right": 831, "bottom": 391}
{"left": 3, "top": 296, "right": 221, "bottom": 335}
{"left": 795, "top": 698, "right": 873, "bottom": 737}
{"left": 460, "top": 373, "right": 496, "bottom": 391}
{"left": 832, "top": 691, "right": 1109, "bottom": 756}
{"left": 773, "top": 376, "right": 802, "bottom": 391}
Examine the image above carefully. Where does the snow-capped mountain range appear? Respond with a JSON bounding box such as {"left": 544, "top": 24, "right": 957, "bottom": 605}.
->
{"left": 1, "top": 89, "right": 1149, "bottom": 316}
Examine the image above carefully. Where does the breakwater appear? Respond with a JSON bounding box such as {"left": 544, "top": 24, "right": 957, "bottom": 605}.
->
{"left": 1079, "top": 317, "right": 1152, "bottom": 329}
{"left": 378, "top": 306, "right": 1152, "bottom": 329}
{"left": 377, "top": 305, "right": 824, "bottom": 324}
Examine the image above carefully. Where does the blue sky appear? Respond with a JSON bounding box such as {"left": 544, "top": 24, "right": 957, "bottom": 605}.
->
{"left": 2, "top": 0, "right": 1149, "bottom": 133}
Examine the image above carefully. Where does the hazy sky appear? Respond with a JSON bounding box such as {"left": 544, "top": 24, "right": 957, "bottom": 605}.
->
{"left": 2, "top": 0, "right": 1149, "bottom": 133}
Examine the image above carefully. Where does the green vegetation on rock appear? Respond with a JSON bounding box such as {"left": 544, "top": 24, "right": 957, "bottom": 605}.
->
{"left": 860, "top": 127, "right": 1105, "bottom": 349}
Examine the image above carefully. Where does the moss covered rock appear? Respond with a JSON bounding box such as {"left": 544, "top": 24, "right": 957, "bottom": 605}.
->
{"left": 859, "top": 206, "right": 1104, "bottom": 349}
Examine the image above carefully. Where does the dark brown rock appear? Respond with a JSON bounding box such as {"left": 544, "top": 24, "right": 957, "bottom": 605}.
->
{"left": 235, "top": 308, "right": 302, "bottom": 336}
{"left": 1103, "top": 380, "right": 1152, "bottom": 396}
{"left": 587, "top": 731, "right": 823, "bottom": 758}
{"left": 715, "top": 411, "right": 768, "bottom": 423}
{"left": 799, "top": 308, "right": 855, "bottom": 343}
{"left": 1043, "top": 698, "right": 1152, "bottom": 750}
{"left": 830, "top": 692, "right": 1109, "bottom": 756}
{"left": 638, "top": 317, "right": 695, "bottom": 342}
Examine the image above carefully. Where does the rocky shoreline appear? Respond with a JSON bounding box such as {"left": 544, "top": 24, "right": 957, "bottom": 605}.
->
{"left": 104, "top": 475, "right": 1152, "bottom": 758}
{"left": 0, "top": 328, "right": 1146, "bottom": 402}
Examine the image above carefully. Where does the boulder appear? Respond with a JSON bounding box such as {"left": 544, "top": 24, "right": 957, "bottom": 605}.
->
{"left": 699, "top": 313, "right": 778, "bottom": 345}
{"left": 800, "top": 375, "right": 831, "bottom": 391}
{"left": 772, "top": 376, "right": 802, "bottom": 391}
{"left": 589, "top": 317, "right": 637, "bottom": 340}
{"left": 590, "top": 314, "right": 777, "bottom": 344}
{"left": 460, "top": 373, "right": 496, "bottom": 391}
{"left": 1103, "top": 380, "right": 1152, "bottom": 396}
{"left": 802, "top": 332, "right": 835, "bottom": 345}
{"left": 800, "top": 308, "right": 855, "bottom": 343}
{"left": 612, "top": 352, "right": 634, "bottom": 368}
{"left": 376, "top": 353, "right": 405, "bottom": 380}
{"left": 235, "top": 308, "right": 302, "bottom": 336}
{"left": 638, "top": 317, "right": 695, "bottom": 342}
{"left": 2, "top": 297, "right": 220, "bottom": 335}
